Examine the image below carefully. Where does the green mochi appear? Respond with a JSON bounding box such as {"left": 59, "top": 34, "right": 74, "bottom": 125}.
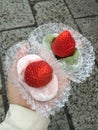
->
{"left": 43, "top": 34, "right": 57, "bottom": 49}
{"left": 59, "top": 49, "right": 80, "bottom": 65}
{"left": 59, "top": 49, "right": 81, "bottom": 72}
{"left": 43, "top": 34, "right": 82, "bottom": 72}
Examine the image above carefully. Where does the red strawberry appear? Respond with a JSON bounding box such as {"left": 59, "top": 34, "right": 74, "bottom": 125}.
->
{"left": 24, "top": 60, "right": 53, "bottom": 88}
{"left": 51, "top": 30, "right": 76, "bottom": 58}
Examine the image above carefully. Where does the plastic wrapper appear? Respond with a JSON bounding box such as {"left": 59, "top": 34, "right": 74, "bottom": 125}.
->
{"left": 3, "top": 23, "right": 95, "bottom": 117}
{"left": 28, "top": 23, "right": 95, "bottom": 83}
{"left": 4, "top": 40, "right": 71, "bottom": 117}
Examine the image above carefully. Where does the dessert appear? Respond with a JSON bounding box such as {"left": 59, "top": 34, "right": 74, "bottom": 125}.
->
{"left": 43, "top": 30, "right": 82, "bottom": 73}
{"left": 5, "top": 40, "right": 71, "bottom": 117}
{"left": 28, "top": 23, "right": 95, "bottom": 83}
{"left": 4, "top": 23, "right": 94, "bottom": 117}
{"left": 17, "top": 54, "right": 58, "bottom": 101}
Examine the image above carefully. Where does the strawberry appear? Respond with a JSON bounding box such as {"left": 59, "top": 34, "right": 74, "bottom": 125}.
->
{"left": 24, "top": 60, "right": 53, "bottom": 88}
{"left": 51, "top": 30, "right": 76, "bottom": 58}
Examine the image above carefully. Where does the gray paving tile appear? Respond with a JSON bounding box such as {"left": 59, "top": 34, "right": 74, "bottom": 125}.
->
{"left": 0, "top": 74, "right": 2, "bottom": 90}
{"left": 0, "top": 57, "right": 3, "bottom": 90}
{"left": 65, "top": 0, "right": 98, "bottom": 18}
{"left": 66, "top": 16, "right": 98, "bottom": 130}
{"left": 0, "top": 0, "right": 34, "bottom": 31}
{"left": 76, "top": 17, "right": 98, "bottom": 63}
{"left": 0, "top": 33, "right": 3, "bottom": 54}
{"left": 30, "top": 0, "right": 52, "bottom": 2}
{"left": 0, "top": 27, "right": 35, "bottom": 55}
{"left": 48, "top": 108, "right": 70, "bottom": 130}
{"left": 67, "top": 64, "right": 98, "bottom": 130}
{"left": 30, "top": 0, "right": 44, "bottom": 1}
{"left": 32, "top": 0, "right": 77, "bottom": 29}
{"left": 0, "top": 95, "right": 5, "bottom": 123}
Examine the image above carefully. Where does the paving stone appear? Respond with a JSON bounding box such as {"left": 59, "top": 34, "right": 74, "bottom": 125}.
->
{"left": 30, "top": 0, "right": 48, "bottom": 1}
{"left": 0, "top": 58, "right": 3, "bottom": 90}
{"left": 32, "top": 0, "right": 77, "bottom": 29}
{"left": 66, "top": 16, "right": 98, "bottom": 130}
{"left": 0, "top": 74, "right": 2, "bottom": 90}
{"left": 67, "top": 63, "right": 98, "bottom": 130}
{"left": 65, "top": 0, "right": 98, "bottom": 18}
{"left": 0, "top": 0, "right": 34, "bottom": 31}
{"left": 0, "top": 27, "right": 35, "bottom": 56}
{"left": 0, "top": 33, "right": 3, "bottom": 54}
{"left": 0, "top": 95, "right": 5, "bottom": 123}
{"left": 48, "top": 108, "right": 70, "bottom": 130}
{"left": 76, "top": 16, "right": 98, "bottom": 63}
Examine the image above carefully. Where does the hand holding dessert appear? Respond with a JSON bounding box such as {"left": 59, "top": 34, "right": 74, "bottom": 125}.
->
{"left": 1, "top": 23, "right": 94, "bottom": 130}
{"left": 5, "top": 40, "right": 70, "bottom": 117}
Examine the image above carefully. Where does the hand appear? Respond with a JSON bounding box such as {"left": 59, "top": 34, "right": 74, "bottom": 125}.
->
{"left": 7, "top": 80, "right": 31, "bottom": 109}
{"left": 7, "top": 42, "right": 31, "bottom": 109}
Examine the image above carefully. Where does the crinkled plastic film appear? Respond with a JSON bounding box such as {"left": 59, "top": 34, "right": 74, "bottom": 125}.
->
{"left": 4, "top": 40, "right": 71, "bottom": 117}
{"left": 28, "top": 23, "right": 95, "bottom": 83}
{"left": 3, "top": 23, "right": 95, "bottom": 117}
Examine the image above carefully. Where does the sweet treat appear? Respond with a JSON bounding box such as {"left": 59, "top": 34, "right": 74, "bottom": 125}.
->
{"left": 5, "top": 40, "right": 71, "bottom": 117}
{"left": 17, "top": 55, "right": 53, "bottom": 88}
{"left": 59, "top": 49, "right": 82, "bottom": 72}
{"left": 43, "top": 33, "right": 58, "bottom": 49}
{"left": 4, "top": 23, "right": 95, "bottom": 118}
{"left": 43, "top": 30, "right": 82, "bottom": 73}
{"left": 17, "top": 54, "right": 58, "bottom": 101}
{"left": 28, "top": 23, "right": 95, "bottom": 83}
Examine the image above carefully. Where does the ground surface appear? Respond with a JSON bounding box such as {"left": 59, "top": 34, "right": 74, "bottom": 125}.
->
{"left": 0, "top": 0, "right": 98, "bottom": 130}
